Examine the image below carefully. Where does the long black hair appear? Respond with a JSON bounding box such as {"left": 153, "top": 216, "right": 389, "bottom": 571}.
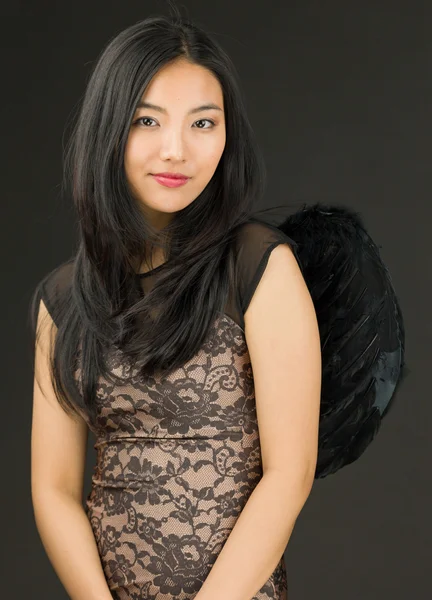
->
{"left": 29, "top": 2, "right": 286, "bottom": 429}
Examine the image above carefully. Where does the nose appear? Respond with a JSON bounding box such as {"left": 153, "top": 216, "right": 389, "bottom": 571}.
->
{"left": 159, "top": 128, "right": 186, "bottom": 162}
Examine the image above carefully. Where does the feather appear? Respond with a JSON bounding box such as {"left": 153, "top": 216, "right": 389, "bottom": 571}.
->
{"left": 277, "top": 202, "right": 409, "bottom": 478}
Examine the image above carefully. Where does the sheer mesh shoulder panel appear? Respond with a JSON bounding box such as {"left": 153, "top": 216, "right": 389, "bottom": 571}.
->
{"left": 235, "top": 220, "right": 300, "bottom": 329}
{"left": 32, "top": 259, "right": 75, "bottom": 330}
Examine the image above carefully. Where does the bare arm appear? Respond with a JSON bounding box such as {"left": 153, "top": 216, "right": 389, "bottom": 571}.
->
{"left": 31, "top": 299, "right": 112, "bottom": 600}
{"left": 196, "top": 243, "right": 321, "bottom": 600}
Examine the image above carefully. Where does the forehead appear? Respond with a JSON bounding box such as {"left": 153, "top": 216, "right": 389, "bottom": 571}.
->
{"left": 140, "top": 60, "right": 224, "bottom": 106}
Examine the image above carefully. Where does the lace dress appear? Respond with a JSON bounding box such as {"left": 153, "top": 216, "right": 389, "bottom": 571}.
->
{"left": 34, "top": 221, "right": 298, "bottom": 600}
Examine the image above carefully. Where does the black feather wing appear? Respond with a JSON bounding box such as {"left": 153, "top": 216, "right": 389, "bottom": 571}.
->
{"left": 277, "top": 202, "right": 409, "bottom": 478}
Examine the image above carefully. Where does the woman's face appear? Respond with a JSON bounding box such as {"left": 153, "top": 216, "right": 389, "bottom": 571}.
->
{"left": 125, "top": 58, "right": 226, "bottom": 230}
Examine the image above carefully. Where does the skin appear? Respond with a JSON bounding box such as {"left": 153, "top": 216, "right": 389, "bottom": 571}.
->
{"left": 124, "top": 57, "right": 227, "bottom": 271}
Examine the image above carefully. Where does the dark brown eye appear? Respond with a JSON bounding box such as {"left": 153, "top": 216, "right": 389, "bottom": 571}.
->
{"left": 194, "top": 119, "right": 215, "bottom": 129}
{"left": 134, "top": 117, "right": 157, "bottom": 127}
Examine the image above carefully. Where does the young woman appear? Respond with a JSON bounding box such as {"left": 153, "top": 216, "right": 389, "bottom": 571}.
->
{"left": 30, "top": 4, "right": 408, "bottom": 600}
{"left": 29, "top": 6, "right": 320, "bottom": 600}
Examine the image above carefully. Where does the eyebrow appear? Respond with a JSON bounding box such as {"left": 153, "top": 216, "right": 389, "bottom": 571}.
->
{"left": 135, "top": 101, "right": 223, "bottom": 115}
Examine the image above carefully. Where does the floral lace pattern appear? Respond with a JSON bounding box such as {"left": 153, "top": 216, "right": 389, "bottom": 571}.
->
{"left": 82, "top": 312, "right": 287, "bottom": 599}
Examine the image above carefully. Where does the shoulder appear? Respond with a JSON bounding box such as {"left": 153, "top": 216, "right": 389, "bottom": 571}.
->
{"left": 236, "top": 218, "right": 296, "bottom": 247}
{"left": 244, "top": 233, "right": 307, "bottom": 328}
{"left": 39, "top": 258, "right": 75, "bottom": 302}
{"left": 41, "top": 258, "right": 75, "bottom": 287}
{"left": 235, "top": 218, "right": 298, "bottom": 269}
{"left": 32, "top": 258, "right": 76, "bottom": 330}
{"left": 233, "top": 218, "right": 300, "bottom": 316}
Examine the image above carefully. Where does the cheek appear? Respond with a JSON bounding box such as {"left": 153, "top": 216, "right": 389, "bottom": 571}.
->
{"left": 199, "top": 135, "right": 226, "bottom": 167}
{"left": 124, "top": 137, "right": 151, "bottom": 171}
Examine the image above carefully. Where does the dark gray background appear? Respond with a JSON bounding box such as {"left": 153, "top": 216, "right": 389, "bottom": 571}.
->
{"left": 2, "top": 0, "right": 428, "bottom": 598}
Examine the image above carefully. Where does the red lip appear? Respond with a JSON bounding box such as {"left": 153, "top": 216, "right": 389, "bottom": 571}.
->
{"left": 152, "top": 172, "right": 190, "bottom": 180}
{"left": 152, "top": 174, "right": 190, "bottom": 188}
